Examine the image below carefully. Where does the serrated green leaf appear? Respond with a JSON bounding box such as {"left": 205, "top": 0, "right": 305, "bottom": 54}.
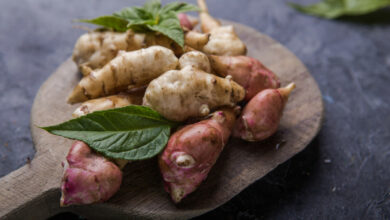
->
{"left": 144, "top": 0, "right": 162, "bottom": 17}
{"left": 114, "top": 7, "right": 154, "bottom": 26}
{"left": 76, "top": 0, "right": 199, "bottom": 48}
{"left": 289, "top": 0, "right": 390, "bottom": 19}
{"left": 148, "top": 11, "right": 185, "bottom": 47}
{"left": 78, "top": 16, "right": 129, "bottom": 32}
{"left": 41, "top": 106, "right": 179, "bottom": 160}
{"left": 161, "top": 2, "right": 200, "bottom": 14}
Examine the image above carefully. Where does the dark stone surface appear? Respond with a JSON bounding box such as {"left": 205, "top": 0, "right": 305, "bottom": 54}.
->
{"left": 0, "top": 0, "right": 389, "bottom": 219}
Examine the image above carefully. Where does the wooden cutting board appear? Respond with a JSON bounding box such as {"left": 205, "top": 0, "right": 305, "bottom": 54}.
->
{"left": 0, "top": 20, "right": 324, "bottom": 220}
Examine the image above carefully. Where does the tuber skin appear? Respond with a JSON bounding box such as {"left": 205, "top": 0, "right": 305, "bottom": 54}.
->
{"left": 73, "top": 13, "right": 195, "bottom": 75}
{"left": 67, "top": 46, "right": 178, "bottom": 104}
{"left": 197, "top": 0, "right": 221, "bottom": 33}
{"left": 184, "top": 31, "right": 210, "bottom": 51}
{"left": 61, "top": 92, "right": 145, "bottom": 206}
{"left": 73, "top": 30, "right": 144, "bottom": 76}
{"left": 159, "top": 108, "right": 236, "bottom": 203}
{"left": 143, "top": 65, "right": 245, "bottom": 121}
{"left": 60, "top": 141, "right": 122, "bottom": 206}
{"left": 179, "top": 51, "right": 211, "bottom": 72}
{"left": 197, "top": 0, "right": 246, "bottom": 56}
{"left": 233, "top": 83, "right": 296, "bottom": 142}
{"left": 73, "top": 30, "right": 204, "bottom": 76}
{"left": 178, "top": 13, "right": 194, "bottom": 30}
{"left": 72, "top": 90, "right": 144, "bottom": 118}
{"left": 209, "top": 55, "right": 280, "bottom": 101}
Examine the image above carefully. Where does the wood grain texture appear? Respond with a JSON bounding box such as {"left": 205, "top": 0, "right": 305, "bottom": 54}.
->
{"left": 0, "top": 20, "right": 324, "bottom": 220}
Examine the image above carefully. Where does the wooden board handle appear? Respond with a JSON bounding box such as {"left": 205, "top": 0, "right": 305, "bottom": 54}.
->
{"left": 0, "top": 154, "right": 62, "bottom": 219}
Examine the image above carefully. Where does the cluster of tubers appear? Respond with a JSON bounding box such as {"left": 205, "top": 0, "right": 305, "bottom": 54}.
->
{"left": 61, "top": 0, "right": 296, "bottom": 206}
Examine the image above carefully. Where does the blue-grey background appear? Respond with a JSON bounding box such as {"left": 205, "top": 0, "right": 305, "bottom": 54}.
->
{"left": 1, "top": 0, "right": 389, "bottom": 219}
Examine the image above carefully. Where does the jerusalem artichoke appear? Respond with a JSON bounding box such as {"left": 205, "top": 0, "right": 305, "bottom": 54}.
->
{"left": 197, "top": 0, "right": 221, "bottom": 33}
{"left": 60, "top": 141, "right": 122, "bottom": 206}
{"left": 67, "top": 46, "right": 178, "bottom": 104}
{"left": 184, "top": 31, "right": 210, "bottom": 51}
{"left": 73, "top": 30, "right": 144, "bottom": 76}
{"left": 209, "top": 55, "right": 280, "bottom": 101}
{"left": 179, "top": 51, "right": 211, "bottom": 72}
{"left": 74, "top": 30, "right": 207, "bottom": 76}
{"left": 197, "top": 0, "right": 246, "bottom": 56}
{"left": 73, "top": 13, "right": 197, "bottom": 75}
{"left": 72, "top": 90, "right": 144, "bottom": 118}
{"left": 159, "top": 108, "right": 236, "bottom": 203}
{"left": 60, "top": 92, "right": 148, "bottom": 206}
{"left": 233, "top": 83, "right": 296, "bottom": 141}
{"left": 143, "top": 66, "right": 245, "bottom": 121}
{"left": 178, "top": 13, "right": 194, "bottom": 30}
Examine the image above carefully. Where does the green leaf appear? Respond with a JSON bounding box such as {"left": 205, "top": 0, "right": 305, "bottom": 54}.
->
{"left": 161, "top": 2, "right": 200, "bottom": 14}
{"left": 76, "top": 0, "right": 199, "bottom": 47}
{"left": 143, "top": 0, "right": 162, "bottom": 17}
{"left": 77, "top": 16, "right": 129, "bottom": 32}
{"left": 113, "top": 7, "right": 154, "bottom": 26}
{"left": 41, "top": 106, "right": 179, "bottom": 160}
{"left": 148, "top": 11, "right": 185, "bottom": 47}
{"left": 289, "top": 0, "right": 390, "bottom": 19}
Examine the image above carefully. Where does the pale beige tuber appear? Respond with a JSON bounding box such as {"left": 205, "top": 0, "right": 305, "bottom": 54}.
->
{"left": 72, "top": 90, "right": 144, "bottom": 118}
{"left": 67, "top": 46, "right": 178, "bottom": 104}
{"left": 179, "top": 51, "right": 211, "bottom": 72}
{"left": 197, "top": 0, "right": 246, "bottom": 56}
{"left": 143, "top": 65, "right": 245, "bottom": 121}
{"left": 73, "top": 30, "right": 209, "bottom": 76}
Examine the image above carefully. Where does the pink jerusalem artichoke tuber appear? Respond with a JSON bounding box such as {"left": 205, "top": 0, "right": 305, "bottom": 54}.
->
{"left": 178, "top": 13, "right": 194, "bottom": 30}
{"left": 209, "top": 55, "right": 280, "bottom": 101}
{"left": 233, "top": 83, "right": 296, "bottom": 142}
{"left": 159, "top": 108, "right": 236, "bottom": 203}
{"left": 60, "top": 141, "right": 122, "bottom": 206}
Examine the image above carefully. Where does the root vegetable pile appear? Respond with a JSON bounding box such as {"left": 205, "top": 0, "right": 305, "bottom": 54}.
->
{"left": 43, "top": 0, "right": 297, "bottom": 206}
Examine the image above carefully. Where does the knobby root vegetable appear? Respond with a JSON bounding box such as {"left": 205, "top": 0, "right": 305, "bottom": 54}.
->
{"left": 60, "top": 141, "right": 122, "bottom": 206}
{"left": 184, "top": 31, "right": 210, "bottom": 51}
{"left": 68, "top": 46, "right": 178, "bottom": 104}
{"left": 179, "top": 51, "right": 211, "bottom": 72}
{"left": 70, "top": 90, "right": 144, "bottom": 186}
{"left": 159, "top": 108, "right": 236, "bottom": 203}
{"left": 197, "top": 0, "right": 221, "bottom": 33}
{"left": 72, "top": 90, "right": 144, "bottom": 118}
{"left": 74, "top": 13, "right": 195, "bottom": 75}
{"left": 197, "top": 0, "right": 246, "bottom": 55}
{"left": 178, "top": 13, "right": 195, "bottom": 30}
{"left": 203, "top": 25, "right": 247, "bottom": 56}
{"left": 73, "top": 31, "right": 183, "bottom": 75}
{"left": 74, "top": 30, "right": 204, "bottom": 76}
{"left": 209, "top": 55, "right": 280, "bottom": 101}
{"left": 233, "top": 83, "right": 296, "bottom": 141}
{"left": 143, "top": 66, "right": 245, "bottom": 121}
{"left": 73, "top": 30, "right": 143, "bottom": 76}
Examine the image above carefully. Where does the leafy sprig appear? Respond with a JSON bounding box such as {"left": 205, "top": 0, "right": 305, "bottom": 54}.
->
{"left": 78, "top": 0, "right": 199, "bottom": 47}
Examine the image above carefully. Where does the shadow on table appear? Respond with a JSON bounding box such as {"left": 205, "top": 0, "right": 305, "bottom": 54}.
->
{"left": 337, "top": 8, "right": 390, "bottom": 25}
{"left": 193, "top": 135, "right": 322, "bottom": 220}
